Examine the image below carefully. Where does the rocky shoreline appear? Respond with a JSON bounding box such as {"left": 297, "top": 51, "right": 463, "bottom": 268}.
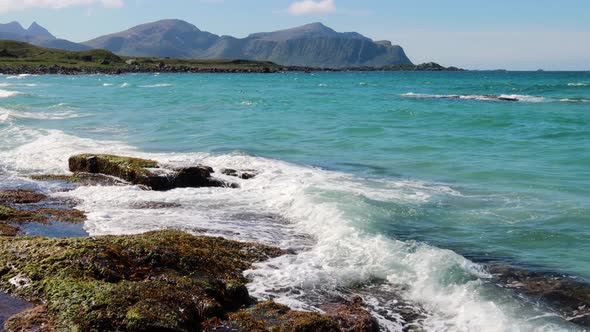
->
{"left": 0, "top": 154, "right": 588, "bottom": 331}
{"left": 0, "top": 62, "right": 462, "bottom": 76}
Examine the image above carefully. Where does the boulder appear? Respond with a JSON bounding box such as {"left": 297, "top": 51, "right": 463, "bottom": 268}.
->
{"left": 68, "top": 154, "right": 235, "bottom": 191}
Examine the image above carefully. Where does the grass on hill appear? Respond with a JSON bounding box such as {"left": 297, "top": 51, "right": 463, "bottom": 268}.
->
{"left": 0, "top": 40, "right": 284, "bottom": 71}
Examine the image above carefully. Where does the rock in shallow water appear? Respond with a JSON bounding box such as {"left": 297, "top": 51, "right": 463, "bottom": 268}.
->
{"left": 68, "top": 154, "right": 237, "bottom": 190}
{"left": 489, "top": 265, "right": 590, "bottom": 327}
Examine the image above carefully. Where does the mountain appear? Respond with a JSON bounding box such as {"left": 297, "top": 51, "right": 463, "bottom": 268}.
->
{"left": 84, "top": 20, "right": 412, "bottom": 68}
{"left": 0, "top": 21, "right": 90, "bottom": 51}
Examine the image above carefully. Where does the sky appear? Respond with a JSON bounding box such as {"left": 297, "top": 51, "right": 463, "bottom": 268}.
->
{"left": 0, "top": 0, "right": 589, "bottom": 70}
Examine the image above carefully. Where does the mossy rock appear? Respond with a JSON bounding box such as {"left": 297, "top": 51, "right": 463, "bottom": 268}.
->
{"left": 0, "top": 230, "right": 284, "bottom": 331}
{"left": 68, "top": 154, "right": 232, "bottom": 191}
{"left": 0, "top": 190, "right": 48, "bottom": 204}
{"left": 210, "top": 301, "right": 378, "bottom": 332}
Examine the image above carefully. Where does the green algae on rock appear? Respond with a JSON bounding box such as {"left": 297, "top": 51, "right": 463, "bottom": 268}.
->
{"left": 68, "top": 154, "right": 234, "bottom": 191}
{"left": 208, "top": 300, "right": 379, "bottom": 332}
{"left": 0, "top": 205, "right": 48, "bottom": 236}
{"left": 29, "top": 173, "right": 128, "bottom": 187}
{"left": 0, "top": 230, "right": 284, "bottom": 331}
{"left": 0, "top": 190, "right": 48, "bottom": 204}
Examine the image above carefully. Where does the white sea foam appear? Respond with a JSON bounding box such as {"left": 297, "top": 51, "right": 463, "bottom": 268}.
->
{"left": 567, "top": 83, "right": 589, "bottom": 87}
{"left": 120, "top": 83, "right": 130, "bottom": 88}
{"left": 0, "top": 129, "right": 577, "bottom": 331}
{"left": 0, "top": 89, "right": 22, "bottom": 98}
{"left": 402, "top": 92, "right": 546, "bottom": 103}
{"left": 0, "top": 83, "right": 38, "bottom": 87}
{"left": 139, "top": 83, "right": 174, "bottom": 88}
{"left": 103, "top": 83, "right": 114, "bottom": 87}
{"left": 6, "top": 74, "right": 38, "bottom": 80}
{"left": 0, "top": 107, "right": 85, "bottom": 124}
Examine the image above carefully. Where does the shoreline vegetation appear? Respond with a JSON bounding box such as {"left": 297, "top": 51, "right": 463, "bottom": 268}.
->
{"left": 0, "top": 154, "right": 589, "bottom": 331}
{"left": 0, "top": 40, "right": 462, "bottom": 75}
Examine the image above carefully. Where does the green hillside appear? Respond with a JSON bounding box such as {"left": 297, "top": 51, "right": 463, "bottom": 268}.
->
{"left": 0, "top": 40, "right": 285, "bottom": 73}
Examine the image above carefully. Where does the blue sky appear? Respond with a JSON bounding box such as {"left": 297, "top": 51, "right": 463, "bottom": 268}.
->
{"left": 0, "top": 0, "right": 589, "bottom": 70}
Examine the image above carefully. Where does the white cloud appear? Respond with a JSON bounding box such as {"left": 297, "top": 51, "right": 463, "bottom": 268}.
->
{"left": 0, "top": 0, "right": 123, "bottom": 13}
{"left": 287, "top": 0, "right": 336, "bottom": 16}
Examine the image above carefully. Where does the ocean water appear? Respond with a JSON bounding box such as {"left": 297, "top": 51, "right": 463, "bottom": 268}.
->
{"left": 0, "top": 71, "right": 589, "bottom": 331}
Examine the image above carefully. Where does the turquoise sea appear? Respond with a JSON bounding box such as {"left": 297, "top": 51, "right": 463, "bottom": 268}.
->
{"left": 0, "top": 71, "right": 589, "bottom": 331}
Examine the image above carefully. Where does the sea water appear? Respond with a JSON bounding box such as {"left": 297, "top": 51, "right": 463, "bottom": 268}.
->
{"left": 0, "top": 71, "right": 589, "bottom": 331}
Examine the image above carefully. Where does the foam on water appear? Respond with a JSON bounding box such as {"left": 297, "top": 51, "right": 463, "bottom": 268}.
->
{"left": 0, "top": 107, "right": 85, "bottom": 124}
{"left": 567, "top": 83, "right": 589, "bottom": 87}
{"left": 0, "top": 128, "right": 579, "bottom": 332}
{"left": 402, "top": 92, "right": 546, "bottom": 103}
{"left": 0, "top": 89, "right": 22, "bottom": 98}
{"left": 139, "top": 83, "right": 174, "bottom": 88}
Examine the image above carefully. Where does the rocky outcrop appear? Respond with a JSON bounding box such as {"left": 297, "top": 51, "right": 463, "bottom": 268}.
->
{"left": 0, "top": 230, "right": 284, "bottom": 331}
{"left": 68, "top": 154, "right": 236, "bottom": 190}
{"left": 0, "top": 229, "right": 379, "bottom": 332}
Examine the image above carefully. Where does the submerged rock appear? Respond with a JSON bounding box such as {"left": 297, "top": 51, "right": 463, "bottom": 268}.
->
{"left": 68, "top": 154, "right": 235, "bottom": 190}
{"left": 489, "top": 265, "right": 590, "bottom": 327}
{"left": 221, "top": 168, "right": 258, "bottom": 180}
{"left": 208, "top": 300, "right": 378, "bottom": 332}
{"left": 0, "top": 190, "right": 48, "bottom": 204}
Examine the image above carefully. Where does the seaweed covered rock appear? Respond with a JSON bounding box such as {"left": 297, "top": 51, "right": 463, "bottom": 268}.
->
{"left": 489, "top": 265, "right": 590, "bottom": 327}
{"left": 208, "top": 300, "right": 378, "bottom": 332}
{"left": 0, "top": 205, "right": 47, "bottom": 236}
{"left": 0, "top": 190, "right": 48, "bottom": 204}
{"left": 0, "top": 230, "right": 284, "bottom": 331}
{"left": 68, "top": 154, "right": 235, "bottom": 190}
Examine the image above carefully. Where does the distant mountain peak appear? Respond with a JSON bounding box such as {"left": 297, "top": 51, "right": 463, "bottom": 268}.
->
{"left": 0, "top": 21, "right": 26, "bottom": 35}
{"left": 27, "top": 21, "right": 55, "bottom": 39}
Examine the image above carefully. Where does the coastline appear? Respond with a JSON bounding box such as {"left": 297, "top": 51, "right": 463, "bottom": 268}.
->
{"left": 0, "top": 62, "right": 462, "bottom": 76}
{"left": 0, "top": 154, "right": 589, "bottom": 331}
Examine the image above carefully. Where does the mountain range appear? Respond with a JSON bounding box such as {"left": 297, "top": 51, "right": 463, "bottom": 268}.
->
{"left": 0, "top": 20, "right": 412, "bottom": 68}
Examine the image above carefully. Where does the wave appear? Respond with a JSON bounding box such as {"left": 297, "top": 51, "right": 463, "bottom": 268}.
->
{"left": 120, "top": 83, "right": 130, "bottom": 88}
{"left": 567, "top": 83, "right": 589, "bottom": 87}
{"left": 5, "top": 74, "right": 38, "bottom": 80}
{"left": 402, "top": 92, "right": 546, "bottom": 103}
{"left": 138, "top": 83, "right": 174, "bottom": 88}
{"left": 103, "top": 83, "right": 114, "bottom": 87}
{"left": 0, "top": 89, "right": 23, "bottom": 98}
{"left": 0, "top": 128, "right": 576, "bottom": 331}
{"left": 0, "top": 108, "right": 85, "bottom": 124}
{"left": 0, "top": 83, "right": 38, "bottom": 87}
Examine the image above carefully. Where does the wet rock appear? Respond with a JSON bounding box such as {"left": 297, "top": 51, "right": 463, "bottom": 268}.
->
{"left": 221, "top": 168, "right": 258, "bottom": 180}
{"left": 0, "top": 205, "right": 47, "bottom": 225}
{"left": 30, "top": 173, "right": 128, "bottom": 187}
{"left": 0, "top": 293, "right": 33, "bottom": 332}
{"left": 320, "top": 298, "right": 380, "bottom": 332}
{"left": 209, "top": 300, "right": 379, "bottom": 332}
{"left": 0, "top": 230, "right": 284, "bottom": 331}
{"left": 128, "top": 201, "right": 182, "bottom": 209}
{"left": 36, "top": 208, "right": 87, "bottom": 223}
{"left": 68, "top": 154, "right": 236, "bottom": 191}
{"left": 0, "top": 190, "right": 47, "bottom": 204}
{"left": 4, "top": 305, "right": 52, "bottom": 332}
{"left": 489, "top": 265, "right": 590, "bottom": 327}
